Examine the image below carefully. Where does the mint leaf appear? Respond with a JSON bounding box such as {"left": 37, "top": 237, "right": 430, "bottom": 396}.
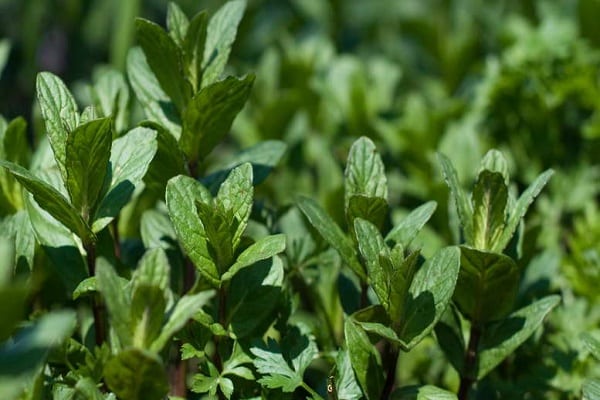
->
{"left": 472, "top": 170, "right": 507, "bottom": 251}
{"left": 183, "top": 11, "right": 208, "bottom": 91}
{"left": 222, "top": 234, "right": 286, "bottom": 282}
{"left": 96, "top": 258, "right": 131, "bottom": 347}
{"left": 386, "top": 201, "right": 437, "bottom": 248}
{"left": 438, "top": 153, "right": 474, "bottom": 244}
{"left": 166, "top": 2, "right": 189, "bottom": 48}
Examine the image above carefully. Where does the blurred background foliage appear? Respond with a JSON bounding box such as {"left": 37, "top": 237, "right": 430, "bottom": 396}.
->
{"left": 2, "top": 0, "right": 600, "bottom": 398}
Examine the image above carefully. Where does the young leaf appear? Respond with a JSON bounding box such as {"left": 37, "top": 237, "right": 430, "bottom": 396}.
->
{"left": 135, "top": 18, "right": 192, "bottom": 113}
{"left": 202, "top": 0, "right": 247, "bottom": 87}
{"left": 221, "top": 233, "right": 286, "bottom": 282}
{"left": 126, "top": 47, "right": 181, "bottom": 137}
{"left": 36, "top": 72, "right": 79, "bottom": 181}
{"left": 181, "top": 74, "right": 254, "bottom": 163}
{"left": 165, "top": 175, "right": 219, "bottom": 287}
{"left": 104, "top": 348, "right": 168, "bottom": 400}
{"left": 477, "top": 149, "right": 509, "bottom": 184}
{"left": 344, "top": 319, "right": 384, "bottom": 399}
{"left": 344, "top": 136, "right": 387, "bottom": 204}
{"left": 131, "top": 284, "right": 166, "bottom": 349}
{"left": 476, "top": 295, "right": 560, "bottom": 379}
{"left": 0, "top": 160, "right": 93, "bottom": 243}
{"left": 471, "top": 170, "right": 507, "bottom": 251}
{"left": 494, "top": 169, "right": 554, "bottom": 252}
{"left": 64, "top": 117, "right": 112, "bottom": 221}
{"left": 217, "top": 162, "right": 253, "bottom": 250}
{"left": 385, "top": 201, "right": 437, "bottom": 247}
{"left": 91, "top": 67, "right": 130, "bottom": 133}
{"left": 438, "top": 153, "right": 473, "bottom": 244}
{"left": 166, "top": 2, "right": 190, "bottom": 47}
{"left": 183, "top": 11, "right": 208, "bottom": 91}
{"left": 93, "top": 127, "right": 158, "bottom": 232}
{"left": 453, "top": 246, "right": 519, "bottom": 323}
{"left": 347, "top": 195, "right": 388, "bottom": 233}
{"left": 297, "top": 196, "right": 366, "bottom": 280}
{"left": 96, "top": 258, "right": 131, "bottom": 347}
{"left": 398, "top": 247, "right": 460, "bottom": 350}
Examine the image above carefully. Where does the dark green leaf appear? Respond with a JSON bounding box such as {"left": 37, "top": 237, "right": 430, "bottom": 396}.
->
{"left": 221, "top": 233, "right": 286, "bottom": 282}
{"left": 183, "top": 11, "right": 208, "bottom": 91}
{"left": 472, "top": 171, "right": 507, "bottom": 251}
{"left": 181, "top": 74, "right": 254, "bottom": 163}
{"left": 434, "top": 305, "right": 465, "bottom": 374}
{"left": 202, "top": 0, "right": 247, "bottom": 87}
{"left": 135, "top": 18, "right": 191, "bottom": 113}
{"left": 64, "top": 117, "right": 112, "bottom": 221}
{"left": 347, "top": 195, "right": 388, "bottom": 234}
{"left": 344, "top": 319, "right": 384, "bottom": 400}
{"left": 0, "top": 160, "right": 93, "bottom": 243}
{"left": 477, "top": 295, "right": 560, "bottom": 379}
{"left": 165, "top": 175, "right": 219, "bottom": 286}
{"left": 297, "top": 196, "right": 365, "bottom": 280}
{"left": 104, "top": 348, "right": 168, "bottom": 400}
{"left": 454, "top": 246, "right": 519, "bottom": 323}
{"left": 36, "top": 72, "right": 79, "bottom": 181}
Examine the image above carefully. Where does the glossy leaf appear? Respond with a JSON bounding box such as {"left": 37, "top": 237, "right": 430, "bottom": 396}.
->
{"left": 202, "top": 0, "right": 247, "bottom": 87}
{"left": 36, "top": 72, "right": 79, "bottom": 181}
{"left": 181, "top": 74, "right": 254, "bottom": 163}
{"left": 472, "top": 170, "right": 507, "bottom": 251}
{"left": 477, "top": 295, "right": 560, "bottom": 379}
{"left": 104, "top": 348, "right": 168, "bottom": 400}
{"left": 64, "top": 117, "right": 112, "bottom": 220}
{"left": 297, "top": 195, "right": 365, "bottom": 280}
{"left": 221, "top": 233, "right": 286, "bottom": 282}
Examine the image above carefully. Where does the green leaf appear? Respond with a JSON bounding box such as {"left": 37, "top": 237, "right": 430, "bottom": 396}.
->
{"left": 131, "top": 284, "right": 166, "bottom": 349}
{"left": 582, "top": 333, "right": 600, "bottom": 360}
{"left": 344, "top": 319, "right": 384, "bottom": 400}
{"left": 150, "top": 292, "right": 212, "bottom": 352}
{"left": 140, "top": 209, "right": 177, "bottom": 250}
{"left": 0, "top": 280, "right": 27, "bottom": 342}
{"left": 227, "top": 257, "right": 283, "bottom": 338}
{"left": 344, "top": 136, "right": 387, "bottom": 205}
{"left": 477, "top": 295, "right": 560, "bottom": 379}
{"left": 74, "top": 377, "right": 104, "bottom": 400}
{"left": 166, "top": 2, "right": 189, "bottom": 47}
{"left": 453, "top": 246, "right": 519, "bottom": 323}
{"left": 392, "top": 385, "right": 458, "bottom": 400}
{"left": 251, "top": 329, "right": 318, "bottom": 392}
{"left": 217, "top": 162, "right": 253, "bottom": 251}
{"left": 347, "top": 195, "right": 388, "bottom": 234}
{"left": 135, "top": 18, "right": 191, "bottom": 113}
{"left": 438, "top": 153, "right": 473, "bottom": 244}
{"left": 126, "top": 47, "right": 181, "bottom": 137}
{"left": 494, "top": 169, "right": 553, "bottom": 252}
{"left": 221, "top": 234, "right": 286, "bottom": 282}
{"left": 478, "top": 149, "right": 509, "bottom": 184}
{"left": 472, "top": 171, "right": 507, "bottom": 251}
{"left": 36, "top": 72, "right": 79, "bottom": 181}
{"left": 181, "top": 74, "right": 254, "bottom": 163}
{"left": 183, "top": 11, "right": 208, "bottom": 91}
{"left": 93, "top": 127, "right": 158, "bottom": 232}
{"left": 202, "top": 0, "right": 247, "bottom": 87}
{"left": 72, "top": 277, "right": 97, "bottom": 300}
{"left": 0, "top": 117, "right": 29, "bottom": 211}
{"left": 583, "top": 379, "right": 600, "bottom": 400}
{"left": 0, "top": 160, "right": 93, "bottom": 243}
{"left": 334, "top": 348, "right": 363, "bottom": 400}
{"left": 165, "top": 175, "right": 218, "bottom": 287}
{"left": 297, "top": 196, "right": 365, "bottom": 280}
{"left": 0, "top": 210, "right": 35, "bottom": 271}
{"left": 0, "top": 39, "right": 10, "bottom": 77}
{"left": 104, "top": 348, "right": 168, "bottom": 400}
{"left": 385, "top": 201, "right": 437, "bottom": 248}
{"left": 96, "top": 258, "right": 131, "bottom": 347}
{"left": 64, "top": 117, "right": 112, "bottom": 221}
{"left": 434, "top": 305, "right": 465, "bottom": 374}
{"left": 91, "top": 67, "right": 130, "bottom": 133}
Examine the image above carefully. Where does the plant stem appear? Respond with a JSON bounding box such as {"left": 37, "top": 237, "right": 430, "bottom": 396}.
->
{"left": 302, "top": 382, "right": 325, "bottom": 400}
{"left": 111, "top": 217, "right": 121, "bottom": 260}
{"left": 380, "top": 342, "right": 399, "bottom": 400}
{"left": 85, "top": 242, "right": 105, "bottom": 345}
{"left": 169, "top": 341, "right": 187, "bottom": 397}
{"left": 458, "top": 324, "right": 482, "bottom": 400}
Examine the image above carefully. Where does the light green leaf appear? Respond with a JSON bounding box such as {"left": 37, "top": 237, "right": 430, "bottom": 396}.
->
{"left": 150, "top": 292, "right": 212, "bottom": 352}
{"left": 93, "top": 127, "right": 158, "bottom": 232}
{"left": 494, "top": 169, "right": 553, "bottom": 252}
{"left": 344, "top": 136, "right": 387, "bottom": 206}
{"left": 454, "top": 246, "right": 519, "bottom": 323}
{"left": 65, "top": 117, "right": 112, "bottom": 221}
{"left": 126, "top": 47, "right": 181, "bottom": 137}
{"left": 583, "top": 333, "right": 600, "bottom": 360}
{"left": 221, "top": 234, "right": 286, "bottom": 282}
{"left": 74, "top": 377, "right": 104, "bottom": 400}
{"left": 344, "top": 319, "right": 384, "bottom": 400}
{"left": 96, "top": 258, "right": 131, "bottom": 347}
{"left": 477, "top": 295, "right": 560, "bottom": 379}
{"left": 181, "top": 74, "right": 254, "bottom": 163}
{"left": 472, "top": 171, "right": 507, "bottom": 251}
{"left": 478, "top": 149, "right": 509, "bottom": 184}
{"left": 398, "top": 247, "right": 460, "bottom": 350}
{"left": 583, "top": 379, "right": 600, "bottom": 400}
{"left": 0, "top": 117, "right": 28, "bottom": 211}
{"left": 166, "top": 2, "right": 189, "bottom": 47}
{"left": 131, "top": 284, "right": 166, "bottom": 349}
{"left": 438, "top": 153, "right": 473, "bottom": 244}
{"left": 0, "top": 160, "right": 93, "bottom": 242}
{"left": 334, "top": 348, "right": 363, "bottom": 400}
{"left": 392, "top": 385, "right": 458, "bottom": 400}
{"left": 72, "top": 277, "right": 96, "bottom": 300}
{"left": 217, "top": 162, "right": 253, "bottom": 252}
{"left": 0, "top": 39, "right": 10, "bottom": 77}
{"left": 297, "top": 196, "right": 365, "bottom": 280}
{"left": 386, "top": 201, "right": 437, "bottom": 247}
{"left": 92, "top": 67, "right": 130, "bottom": 133}
{"left": 104, "top": 348, "right": 168, "bottom": 400}
{"left": 140, "top": 209, "right": 177, "bottom": 250}
{"left": 132, "top": 248, "right": 170, "bottom": 292}
{"left": 36, "top": 72, "right": 79, "bottom": 181}
{"left": 0, "top": 210, "right": 35, "bottom": 271}
{"left": 135, "top": 18, "right": 191, "bottom": 113}
{"left": 165, "top": 175, "right": 218, "bottom": 286}
{"left": 183, "top": 11, "right": 208, "bottom": 91}
{"left": 202, "top": 0, "right": 247, "bottom": 87}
